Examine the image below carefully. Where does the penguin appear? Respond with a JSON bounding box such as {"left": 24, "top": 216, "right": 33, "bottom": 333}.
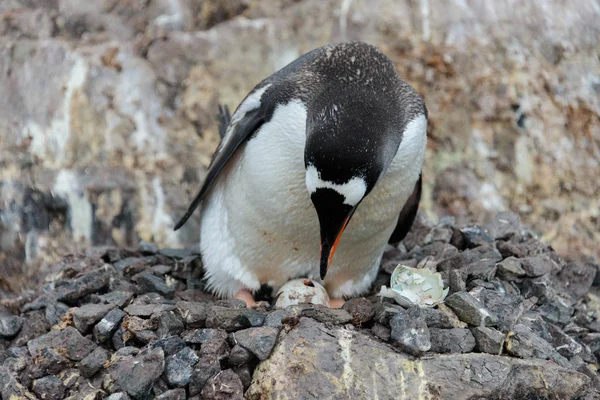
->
{"left": 174, "top": 42, "right": 427, "bottom": 307}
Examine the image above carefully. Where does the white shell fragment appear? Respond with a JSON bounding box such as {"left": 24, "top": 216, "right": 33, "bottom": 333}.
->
{"left": 275, "top": 278, "right": 330, "bottom": 308}
{"left": 379, "top": 265, "right": 449, "bottom": 308}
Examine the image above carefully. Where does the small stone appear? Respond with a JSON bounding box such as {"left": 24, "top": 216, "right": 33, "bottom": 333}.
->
{"left": 459, "top": 225, "right": 493, "bottom": 247}
{"left": 389, "top": 307, "right": 430, "bottom": 356}
{"left": 94, "top": 308, "right": 127, "bottom": 343}
{"left": 263, "top": 310, "right": 290, "bottom": 329}
{"left": 52, "top": 268, "right": 111, "bottom": 302}
{"left": 301, "top": 306, "right": 353, "bottom": 325}
{"left": 175, "top": 301, "right": 207, "bottom": 329}
{"left": 429, "top": 328, "right": 476, "bottom": 353}
{"left": 189, "top": 355, "right": 221, "bottom": 396}
{"left": 108, "top": 346, "right": 165, "bottom": 399}
{"left": 539, "top": 300, "right": 573, "bottom": 326}
{"left": 134, "top": 329, "right": 159, "bottom": 344}
{"left": 475, "top": 289, "right": 524, "bottom": 333}
{"left": 449, "top": 269, "right": 467, "bottom": 293}
{"left": 200, "top": 369, "right": 244, "bottom": 400}
{"left": 423, "top": 226, "right": 453, "bottom": 244}
{"left": 419, "top": 242, "right": 459, "bottom": 260}
{"left": 32, "top": 376, "right": 64, "bottom": 400}
{"left": 471, "top": 326, "right": 505, "bottom": 354}
{"left": 79, "top": 346, "right": 109, "bottom": 378}
{"left": 139, "top": 241, "right": 159, "bottom": 254}
{"left": 11, "top": 310, "right": 50, "bottom": 347}
{"left": 205, "top": 306, "right": 264, "bottom": 332}
{"left": 420, "top": 305, "right": 465, "bottom": 328}
{"left": 165, "top": 347, "right": 199, "bottom": 387}
{"left": 114, "top": 257, "right": 154, "bottom": 275}
{"left": 182, "top": 328, "right": 228, "bottom": 344}
{"left": 496, "top": 257, "right": 526, "bottom": 280}
{"left": 546, "top": 324, "right": 590, "bottom": 361}
{"left": 437, "top": 245, "right": 502, "bottom": 273}
{"left": 44, "top": 302, "right": 71, "bottom": 325}
{"left": 371, "top": 323, "right": 391, "bottom": 341}
{"left": 152, "top": 265, "right": 173, "bottom": 275}
{"left": 150, "top": 336, "right": 186, "bottom": 356}
{"left": 231, "top": 327, "right": 279, "bottom": 361}
{"left": 239, "top": 309, "right": 266, "bottom": 327}
{"left": 505, "top": 324, "right": 569, "bottom": 367}
{"left": 233, "top": 364, "right": 253, "bottom": 390}
{"left": 32, "top": 348, "right": 71, "bottom": 375}
{"left": 445, "top": 292, "right": 497, "bottom": 327}
{"left": 342, "top": 298, "right": 375, "bottom": 326}
{"left": 124, "top": 303, "right": 176, "bottom": 317}
{"left": 112, "top": 326, "right": 127, "bottom": 349}
{"left": 373, "top": 302, "right": 405, "bottom": 325}
{"left": 199, "top": 337, "right": 231, "bottom": 361}
{"left": 109, "top": 279, "right": 139, "bottom": 293}
{"left": 72, "top": 303, "right": 116, "bottom": 333}
{"left": 28, "top": 326, "right": 97, "bottom": 361}
{"left": 520, "top": 255, "right": 555, "bottom": 277}
{"left": 557, "top": 262, "right": 596, "bottom": 298}
{"left": 157, "top": 311, "right": 185, "bottom": 339}
{"left": 156, "top": 388, "right": 186, "bottom": 400}
{"left": 137, "top": 273, "right": 176, "bottom": 299}
{"left": 0, "top": 365, "right": 36, "bottom": 399}
{"left": 0, "top": 313, "right": 22, "bottom": 338}
{"left": 98, "top": 291, "right": 134, "bottom": 308}
{"left": 115, "top": 346, "right": 140, "bottom": 357}
{"left": 228, "top": 344, "right": 253, "bottom": 365}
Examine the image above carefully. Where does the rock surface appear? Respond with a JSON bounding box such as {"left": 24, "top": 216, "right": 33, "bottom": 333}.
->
{"left": 0, "top": 215, "right": 598, "bottom": 398}
{"left": 247, "top": 318, "right": 590, "bottom": 399}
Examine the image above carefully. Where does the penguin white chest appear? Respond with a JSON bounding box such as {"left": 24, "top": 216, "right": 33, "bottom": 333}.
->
{"left": 199, "top": 100, "right": 317, "bottom": 297}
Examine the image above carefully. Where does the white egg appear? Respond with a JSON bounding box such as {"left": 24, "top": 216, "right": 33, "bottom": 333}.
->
{"left": 274, "top": 278, "right": 330, "bottom": 308}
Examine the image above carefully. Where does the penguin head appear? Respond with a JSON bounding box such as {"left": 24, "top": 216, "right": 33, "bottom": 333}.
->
{"left": 304, "top": 95, "right": 401, "bottom": 280}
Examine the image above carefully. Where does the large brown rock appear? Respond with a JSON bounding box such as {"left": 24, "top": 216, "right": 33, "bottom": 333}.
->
{"left": 247, "top": 317, "right": 590, "bottom": 399}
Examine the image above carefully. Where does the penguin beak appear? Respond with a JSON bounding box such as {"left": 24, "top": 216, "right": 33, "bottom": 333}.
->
{"left": 311, "top": 188, "right": 358, "bottom": 280}
{"left": 318, "top": 208, "right": 355, "bottom": 280}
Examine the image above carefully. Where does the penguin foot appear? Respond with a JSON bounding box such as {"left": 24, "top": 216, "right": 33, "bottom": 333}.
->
{"left": 234, "top": 288, "right": 256, "bottom": 307}
{"left": 329, "top": 298, "right": 346, "bottom": 308}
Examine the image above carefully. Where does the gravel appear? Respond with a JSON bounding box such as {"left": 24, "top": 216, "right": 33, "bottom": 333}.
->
{"left": 0, "top": 212, "right": 597, "bottom": 398}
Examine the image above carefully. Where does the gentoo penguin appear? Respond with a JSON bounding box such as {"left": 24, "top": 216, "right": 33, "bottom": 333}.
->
{"left": 174, "top": 42, "right": 427, "bottom": 307}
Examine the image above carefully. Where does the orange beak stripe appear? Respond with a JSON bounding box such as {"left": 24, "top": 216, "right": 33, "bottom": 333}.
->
{"left": 326, "top": 215, "right": 352, "bottom": 272}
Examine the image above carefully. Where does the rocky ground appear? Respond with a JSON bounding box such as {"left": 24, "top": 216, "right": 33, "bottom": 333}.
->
{"left": 1, "top": 212, "right": 600, "bottom": 399}
{"left": 1, "top": 0, "right": 600, "bottom": 297}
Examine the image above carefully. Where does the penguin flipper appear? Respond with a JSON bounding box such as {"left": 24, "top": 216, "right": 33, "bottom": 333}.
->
{"left": 388, "top": 174, "right": 422, "bottom": 244}
{"left": 217, "top": 104, "right": 232, "bottom": 139}
{"left": 174, "top": 105, "right": 265, "bottom": 231}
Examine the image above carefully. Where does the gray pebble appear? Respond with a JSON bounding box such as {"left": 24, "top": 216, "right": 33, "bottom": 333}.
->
{"left": 445, "top": 291, "right": 497, "bottom": 327}
{"left": 165, "top": 347, "right": 199, "bottom": 387}
{"left": 79, "top": 346, "right": 109, "bottom": 378}
{"left": 429, "top": 328, "right": 476, "bottom": 353}
{"left": 389, "top": 307, "right": 430, "bottom": 356}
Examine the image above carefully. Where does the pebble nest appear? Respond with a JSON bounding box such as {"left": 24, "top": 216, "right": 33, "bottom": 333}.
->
{"left": 1, "top": 211, "right": 600, "bottom": 399}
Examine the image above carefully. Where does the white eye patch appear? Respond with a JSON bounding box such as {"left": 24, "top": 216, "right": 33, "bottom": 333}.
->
{"left": 305, "top": 165, "right": 367, "bottom": 206}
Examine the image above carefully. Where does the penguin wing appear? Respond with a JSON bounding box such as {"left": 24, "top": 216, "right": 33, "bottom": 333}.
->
{"left": 388, "top": 174, "right": 422, "bottom": 244}
{"left": 174, "top": 101, "right": 266, "bottom": 231}
{"left": 217, "top": 104, "right": 232, "bottom": 139}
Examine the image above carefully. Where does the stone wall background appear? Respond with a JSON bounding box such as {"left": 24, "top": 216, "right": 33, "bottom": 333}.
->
{"left": 1, "top": 0, "right": 599, "bottom": 293}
